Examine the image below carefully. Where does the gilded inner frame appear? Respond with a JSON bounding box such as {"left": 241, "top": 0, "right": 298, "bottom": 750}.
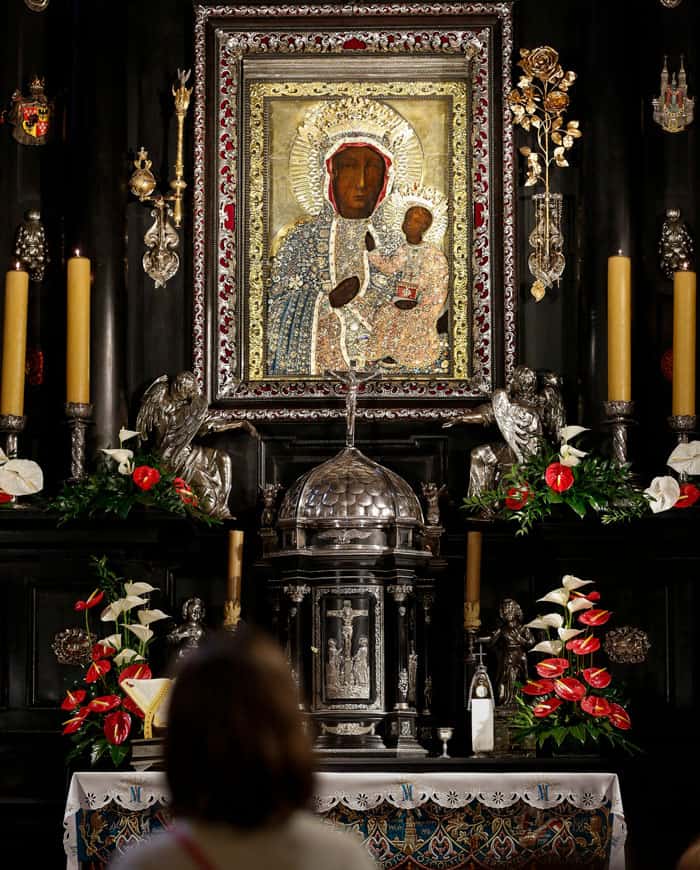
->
{"left": 192, "top": 4, "right": 516, "bottom": 419}
{"left": 247, "top": 79, "right": 470, "bottom": 382}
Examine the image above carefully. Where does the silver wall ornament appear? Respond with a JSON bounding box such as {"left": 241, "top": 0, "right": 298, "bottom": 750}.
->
{"left": 24, "top": 0, "right": 50, "bottom": 9}
{"left": 14, "top": 209, "right": 49, "bottom": 282}
{"left": 659, "top": 208, "right": 695, "bottom": 278}
{"left": 129, "top": 69, "right": 191, "bottom": 287}
{"left": 659, "top": 0, "right": 682, "bottom": 7}
{"left": 652, "top": 56, "right": 694, "bottom": 133}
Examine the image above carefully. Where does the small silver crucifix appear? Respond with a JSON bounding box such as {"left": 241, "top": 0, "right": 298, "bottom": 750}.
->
{"left": 327, "top": 363, "right": 378, "bottom": 448}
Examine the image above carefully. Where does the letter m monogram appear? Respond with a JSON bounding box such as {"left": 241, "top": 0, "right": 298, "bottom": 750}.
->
{"left": 537, "top": 783, "right": 550, "bottom": 802}
{"left": 401, "top": 783, "right": 414, "bottom": 802}
{"left": 130, "top": 785, "right": 142, "bottom": 803}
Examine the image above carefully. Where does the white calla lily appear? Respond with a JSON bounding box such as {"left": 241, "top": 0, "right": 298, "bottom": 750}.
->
{"left": 537, "top": 588, "right": 569, "bottom": 607}
{"left": 559, "top": 443, "right": 588, "bottom": 467}
{"left": 138, "top": 609, "right": 169, "bottom": 626}
{"left": 558, "top": 627, "right": 585, "bottom": 642}
{"left": 125, "top": 624, "right": 154, "bottom": 644}
{"left": 114, "top": 648, "right": 143, "bottom": 666}
{"left": 568, "top": 597, "right": 594, "bottom": 613}
{"left": 667, "top": 441, "right": 700, "bottom": 476}
{"left": 118, "top": 428, "right": 140, "bottom": 446}
{"left": 529, "top": 640, "right": 563, "bottom": 655}
{"left": 100, "top": 633, "right": 122, "bottom": 650}
{"left": 644, "top": 475, "right": 680, "bottom": 513}
{"left": 559, "top": 425, "right": 588, "bottom": 443}
{"left": 524, "top": 617, "right": 551, "bottom": 630}
{"left": 0, "top": 459, "right": 43, "bottom": 495}
{"left": 562, "top": 575, "right": 593, "bottom": 590}
{"left": 541, "top": 612, "right": 565, "bottom": 629}
{"left": 0, "top": 448, "right": 7, "bottom": 463}
{"left": 100, "top": 448, "right": 134, "bottom": 475}
{"left": 100, "top": 596, "right": 147, "bottom": 622}
{"left": 124, "top": 582, "right": 158, "bottom": 596}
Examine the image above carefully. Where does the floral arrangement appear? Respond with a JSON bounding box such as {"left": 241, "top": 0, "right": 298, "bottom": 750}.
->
{"left": 463, "top": 426, "right": 650, "bottom": 535}
{"left": 61, "top": 556, "right": 169, "bottom": 767}
{"left": 644, "top": 440, "right": 700, "bottom": 512}
{"left": 52, "top": 428, "right": 216, "bottom": 525}
{"left": 513, "top": 574, "right": 639, "bottom": 754}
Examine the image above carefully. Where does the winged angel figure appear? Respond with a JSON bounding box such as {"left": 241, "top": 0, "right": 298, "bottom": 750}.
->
{"left": 136, "top": 371, "right": 257, "bottom": 519}
{"left": 445, "top": 366, "right": 566, "bottom": 507}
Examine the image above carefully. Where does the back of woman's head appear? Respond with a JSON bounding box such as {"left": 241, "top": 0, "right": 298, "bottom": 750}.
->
{"left": 165, "top": 626, "right": 313, "bottom": 828}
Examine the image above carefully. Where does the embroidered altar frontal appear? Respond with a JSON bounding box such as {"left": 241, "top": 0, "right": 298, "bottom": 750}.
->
{"left": 64, "top": 771, "right": 626, "bottom": 869}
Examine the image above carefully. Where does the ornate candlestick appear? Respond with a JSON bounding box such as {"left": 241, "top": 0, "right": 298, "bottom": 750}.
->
{"left": 65, "top": 402, "right": 93, "bottom": 482}
{"left": 668, "top": 415, "right": 697, "bottom": 482}
{"left": 602, "top": 400, "right": 635, "bottom": 465}
{"left": 0, "top": 413, "right": 27, "bottom": 460}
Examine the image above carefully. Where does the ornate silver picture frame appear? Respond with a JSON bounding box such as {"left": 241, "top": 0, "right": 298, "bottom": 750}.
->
{"left": 193, "top": 3, "right": 516, "bottom": 421}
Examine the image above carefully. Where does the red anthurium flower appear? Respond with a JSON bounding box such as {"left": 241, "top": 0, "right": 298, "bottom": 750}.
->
{"left": 581, "top": 695, "right": 612, "bottom": 717}
{"left": 553, "top": 677, "right": 587, "bottom": 702}
{"left": 61, "top": 688, "right": 86, "bottom": 711}
{"left": 87, "top": 695, "right": 122, "bottom": 714}
{"left": 544, "top": 462, "right": 574, "bottom": 493}
{"left": 118, "top": 663, "right": 152, "bottom": 684}
{"left": 62, "top": 707, "right": 90, "bottom": 735}
{"left": 122, "top": 696, "right": 145, "bottom": 719}
{"left": 533, "top": 698, "right": 562, "bottom": 718}
{"left": 104, "top": 710, "right": 132, "bottom": 745}
{"left": 85, "top": 659, "right": 111, "bottom": 683}
{"left": 582, "top": 667, "right": 612, "bottom": 689}
{"left": 608, "top": 703, "right": 632, "bottom": 730}
{"left": 572, "top": 589, "right": 601, "bottom": 602}
{"left": 521, "top": 678, "right": 555, "bottom": 696}
{"left": 566, "top": 635, "right": 601, "bottom": 655}
{"left": 675, "top": 483, "right": 700, "bottom": 509}
{"left": 132, "top": 465, "right": 161, "bottom": 491}
{"left": 0, "top": 492, "right": 13, "bottom": 504}
{"left": 91, "top": 642, "right": 117, "bottom": 661}
{"left": 535, "top": 658, "right": 570, "bottom": 679}
{"left": 74, "top": 589, "right": 105, "bottom": 611}
{"left": 505, "top": 484, "right": 533, "bottom": 510}
{"left": 173, "top": 477, "right": 188, "bottom": 490}
{"left": 578, "top": 609, "right": 612, "bottom": 627}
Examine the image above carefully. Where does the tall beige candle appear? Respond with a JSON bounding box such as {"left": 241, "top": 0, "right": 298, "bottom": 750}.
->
{"left": 1, "top": 264, "right": 29, "bottom": 416}
{"left": 607, "top": 255, "right": 632, "bottom": 401}
{"left": 465, "top": 531, "right": 482, "bottom": 605}
{"left": 66, "top": 253, "right": 91, "bottom": 404}
{"left": 227, "top": 530, "right": 244, "bottom": 601}
{"left": 673, "top": 270, "right": 697, "bottom": 416}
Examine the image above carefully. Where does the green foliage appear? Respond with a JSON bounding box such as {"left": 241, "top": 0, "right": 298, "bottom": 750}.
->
{"left": 512, "top": 691, "right": 641, "bottom": 755}
{"left": 463, "top": 438, "right": 649, "bottom": 535}
{"left": 52, "top": 450, "right": 219, "bottom": 526}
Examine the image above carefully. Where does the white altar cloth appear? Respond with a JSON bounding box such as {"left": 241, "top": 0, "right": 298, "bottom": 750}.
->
{"left": 64, "top": 769, "right": 626, "bottom": 868}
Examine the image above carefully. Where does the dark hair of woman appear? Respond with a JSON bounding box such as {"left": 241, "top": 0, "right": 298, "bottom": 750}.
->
{"left": 165, "top": 626, "right": 313, "bottom": 828}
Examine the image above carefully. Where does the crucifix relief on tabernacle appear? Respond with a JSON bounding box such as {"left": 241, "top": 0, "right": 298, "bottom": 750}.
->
{"left": 327, "top": 365, "right": 378, "bottom": 448}
{"left": 325, "top": 597, "right": 371, "bottom": 698}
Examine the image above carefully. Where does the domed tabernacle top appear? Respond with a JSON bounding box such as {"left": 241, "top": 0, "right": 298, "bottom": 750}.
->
{"left": 276, "top": 446, "right": 425, "bottom": 554}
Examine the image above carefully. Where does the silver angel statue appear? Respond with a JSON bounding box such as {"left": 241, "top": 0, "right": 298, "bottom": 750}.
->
{"left": 445, "top": 366, "right": 566, "bottom": 504}
{"left": 136, "top": 371, "right": 257, "bottom": 519}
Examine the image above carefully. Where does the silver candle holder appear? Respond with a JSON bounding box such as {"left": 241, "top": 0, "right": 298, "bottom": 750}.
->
{"left": 65, "top": 402, "right": 93, "bottom": 482}
{"left": 602, "top": 400, "right": 635, "bottom": 465}
{"left": 0, "top": 413, "right": 27, "bottom": 460}
{"left": 0, "top": 413, "right": 28, "bottom": 507}
{"left": 668, "top": 414, "right": 697, "bottom": 482}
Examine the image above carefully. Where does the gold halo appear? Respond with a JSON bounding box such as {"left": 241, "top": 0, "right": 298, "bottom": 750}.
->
{"left": 383, "top": 183, "right": 449, "bottom": 247}
{"left": 289, "top": 96, "right": 424, "bottom": 217}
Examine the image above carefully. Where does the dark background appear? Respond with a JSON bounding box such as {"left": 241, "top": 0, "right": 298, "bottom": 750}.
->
{"left": 0, "top": 1, "right": 698, "bottom": 867}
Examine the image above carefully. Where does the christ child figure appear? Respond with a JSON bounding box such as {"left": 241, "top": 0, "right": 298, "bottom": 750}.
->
{"left": 367, "top": 204, "right": 448, "bottom": 369}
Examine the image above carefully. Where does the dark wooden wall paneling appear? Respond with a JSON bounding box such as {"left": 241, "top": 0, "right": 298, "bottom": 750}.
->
{"left": 0, "top": 1, "right": 698, "bottom": 867}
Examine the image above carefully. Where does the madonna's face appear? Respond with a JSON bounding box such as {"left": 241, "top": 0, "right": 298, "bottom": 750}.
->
{"left": 331, "top": 145, "right": 386, "bottom": 219}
